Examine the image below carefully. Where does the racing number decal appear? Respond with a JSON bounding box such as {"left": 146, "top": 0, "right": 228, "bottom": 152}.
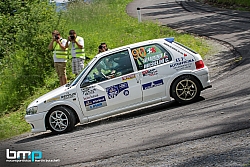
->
{"left": 132, "top": 47, "right": 146, "bottom": 59}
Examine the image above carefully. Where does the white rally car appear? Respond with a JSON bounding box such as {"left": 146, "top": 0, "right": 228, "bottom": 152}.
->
{"left": 25, "top": 37, "right": 212, "bottom": 134}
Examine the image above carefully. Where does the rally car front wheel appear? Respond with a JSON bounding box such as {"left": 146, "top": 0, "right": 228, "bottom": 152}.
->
{"left": 47, "top": 106, "right": 76, "bottom": 134}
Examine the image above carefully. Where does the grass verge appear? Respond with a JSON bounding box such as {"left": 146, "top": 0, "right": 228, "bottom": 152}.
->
{"left": 0, "top": 73, "right": 59, "bottom": 140}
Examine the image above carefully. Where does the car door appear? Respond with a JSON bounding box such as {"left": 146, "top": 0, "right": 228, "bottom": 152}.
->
{"left": 78, "top": 49, "right": 142, "bottom": 117}
{"left": 130, "top": 44, "right": 172, "bottom": 101}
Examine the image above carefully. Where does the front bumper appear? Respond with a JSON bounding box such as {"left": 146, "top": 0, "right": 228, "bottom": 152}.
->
{"left": 25, "top": 112, "right": 47, "bottom": 133}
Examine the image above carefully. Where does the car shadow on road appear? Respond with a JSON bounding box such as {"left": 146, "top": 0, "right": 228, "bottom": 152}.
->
{"left": 15, "top": 131, "right": 61, "bottom": 144}
{"left": 73, "top": 96, "right": 205, "bottom": 131}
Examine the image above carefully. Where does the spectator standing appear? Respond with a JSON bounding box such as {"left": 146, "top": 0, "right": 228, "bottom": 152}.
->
{"left": 48, "top": 30, "right": 68, "bottom": 86}
{"left": 98, "top": 42, "right": 109, "bottom": 54}
{"left": 98, "top": 45, "right": 105, "bottom": 54}
{"left": 101, "top": 42, "right": 108, "bottom": 51}
{"left": 65, "top": 30, "right": 85, "bottom": 76}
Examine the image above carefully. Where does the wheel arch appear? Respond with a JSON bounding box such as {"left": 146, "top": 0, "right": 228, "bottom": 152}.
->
{"left": 169, "top": 74, "right": 202, "bottom": 98}
{"left": 45, "top": 105, "right": 80, "bottom": 130}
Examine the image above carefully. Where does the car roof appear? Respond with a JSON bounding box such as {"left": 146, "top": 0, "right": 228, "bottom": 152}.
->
{"left": 95, "top": 38, "right": 168, "bottom": 59}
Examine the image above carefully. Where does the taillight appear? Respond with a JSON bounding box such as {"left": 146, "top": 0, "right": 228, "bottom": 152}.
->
{"left": 195, "top": 60, "right": 204, "bottom": 69}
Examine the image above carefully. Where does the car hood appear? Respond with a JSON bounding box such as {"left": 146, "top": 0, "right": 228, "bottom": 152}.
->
{"left": 28, "top": 85, "right": 70, "bottom": 108}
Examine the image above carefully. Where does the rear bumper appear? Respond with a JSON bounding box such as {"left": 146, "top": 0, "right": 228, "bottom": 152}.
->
{"left": 194, "top": 67, "right": 212, "bottom": 90}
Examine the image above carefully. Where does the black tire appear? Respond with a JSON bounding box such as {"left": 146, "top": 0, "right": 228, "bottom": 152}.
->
{"left": 171, "top": 75, "right": 201, "bottom": 104}
{"left": 47, "top": 106, "right": 76, "bottom": 134}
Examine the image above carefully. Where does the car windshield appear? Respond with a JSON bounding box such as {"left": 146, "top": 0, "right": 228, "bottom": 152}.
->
{"left": 67, "top": 57, "right": 97, "bottom": 87}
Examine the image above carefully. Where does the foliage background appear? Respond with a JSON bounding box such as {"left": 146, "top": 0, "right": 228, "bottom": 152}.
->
{"left": 0, "top": 0, "right": 66, "bottom": 115}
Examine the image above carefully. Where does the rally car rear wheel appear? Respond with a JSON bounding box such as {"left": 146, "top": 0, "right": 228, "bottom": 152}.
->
{"left": 171, "top": 75, "right": 201, "bottom": 104}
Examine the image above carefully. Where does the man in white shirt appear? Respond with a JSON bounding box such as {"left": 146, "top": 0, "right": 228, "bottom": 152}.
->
{"left": 65, "top": 30, "right": 85, "bottom": 76}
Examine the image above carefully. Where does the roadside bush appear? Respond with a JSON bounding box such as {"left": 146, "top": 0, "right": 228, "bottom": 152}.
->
{"left": 0, "top": 0, "right": 66, "bottom": 115}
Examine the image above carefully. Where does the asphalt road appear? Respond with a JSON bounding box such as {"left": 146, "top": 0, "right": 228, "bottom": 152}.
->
{"left": 1, "top": 0, "right": 250, "bottom": 167}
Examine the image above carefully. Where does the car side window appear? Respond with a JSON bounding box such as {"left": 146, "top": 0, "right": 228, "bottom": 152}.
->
{"left": 131, "top": 44, "right": 172, "bottom": 70}
{"left": 81, "top": 50, "right": 134, "bottom": 87}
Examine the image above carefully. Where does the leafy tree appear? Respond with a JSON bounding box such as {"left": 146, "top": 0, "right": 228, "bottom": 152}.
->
{"left": 0, "top": 0, "right": 66, "bottom": 115}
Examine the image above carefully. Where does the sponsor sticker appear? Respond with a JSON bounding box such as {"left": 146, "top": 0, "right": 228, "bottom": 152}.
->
{"left": 122, "top": 74, "right": 136, "bottom": 81}
{"left": 142, "top": 79, "right": 164, "bottom": 90}
{"left": 142, "top": 69, "right": 158, "bottom": 77}
{"left": 45, "top": 97, "right": 60, "bottom": 103}
{"left": 84, "top": 96, "right": 107, "bottom": 111}
{"left": 143, "top": 53, "right": 169, "bottom": 69}
{"left": 146, "top": 47, "right": 157, "bottom": 54}
{"left": 61, "top": 93, "right": 76, "bottom": 100}
{"left": 123, "top": 90, "right": 129, "bottom": 96}
{"left": 164, "top": 43, "right": 184, "bottom": 55}
{"left": 106, "top": 82, "right": 129, "bottom": 99}
{"left": 81, "top": 86, "right": 97, "bottom": 96}
{"left": 82, "top": 86, "right": 99, "bottom": 100}
{"left": 170, "top": 57, "right": 194, "bottom": 70}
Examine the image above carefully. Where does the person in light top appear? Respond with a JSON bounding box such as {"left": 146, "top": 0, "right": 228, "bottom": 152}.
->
{"left": 65, "top": 30, "right": 85, "bottom": 76}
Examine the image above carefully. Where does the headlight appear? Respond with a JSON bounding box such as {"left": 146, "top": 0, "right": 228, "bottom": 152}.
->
{"left": 26, "top": 106, "right": 38, "bottom": 115}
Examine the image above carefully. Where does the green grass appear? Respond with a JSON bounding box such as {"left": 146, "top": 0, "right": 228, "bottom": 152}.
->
{"left": 0, "top": 93, "right": 41, "bottom": 140}
{"left": 0, "top": 73, "right": 60, "bottom": 140}
{"left": 0, "top": 109, "right": 29, "bottom": 140}
{"left": 63, "top": 0, "right": 210, "bottom": 58}
{"left": 0, "top": 0, "right": 213, "bottom": 140}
